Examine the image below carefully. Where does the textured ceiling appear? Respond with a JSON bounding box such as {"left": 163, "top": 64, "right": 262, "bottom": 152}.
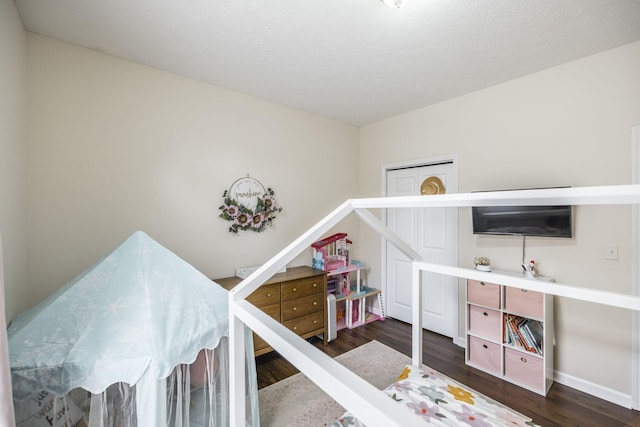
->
{"left": 15, "top": 0, "right": 640, "bottom": 126}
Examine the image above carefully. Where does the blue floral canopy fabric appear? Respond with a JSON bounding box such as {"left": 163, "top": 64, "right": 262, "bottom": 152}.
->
{"left": 8, "top": 231, "right": 259, "bottom": 426}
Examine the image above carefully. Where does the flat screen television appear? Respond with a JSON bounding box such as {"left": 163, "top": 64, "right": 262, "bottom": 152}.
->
{"left": 472, "top": 189, "right": 573, "bottom": 238}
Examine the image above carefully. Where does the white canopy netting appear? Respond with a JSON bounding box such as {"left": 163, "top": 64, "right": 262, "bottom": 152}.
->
{"left": 8, "top": 231, "right": 259, "bottom": 426}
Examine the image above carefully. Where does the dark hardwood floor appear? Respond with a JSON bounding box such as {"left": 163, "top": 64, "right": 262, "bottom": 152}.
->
{"left": 255, "top": 318, "right": 640, "bottom": 426}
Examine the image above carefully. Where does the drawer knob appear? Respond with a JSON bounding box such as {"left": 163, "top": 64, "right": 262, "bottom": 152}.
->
{"left": 292, "top": 307, "right": 297, "bottom": 311}
{"left": 313, "top": 283, "right": 317, "bottom": 288}
{"left": 483, "top": 312, "right": 488, "bottom": 316}
{"left": 313, "top": 320, "right": 317, "bottom": 324}
{"left": 293, "top": 288, "right": 297, "bottom": 292}
{"left": 521, "top": 289, "right": 528, "bottom": 293}
{"left": 482, "top": 344, "right": 488, "bottom": 349}
{"left": 313, "top": 301, "right": 317, "bottom": 306}
{"left": 266, "top": 293, "right": 271, "bottom": 298}
{"left": 293, "top": 326, "right": 297, "bottom": 331}
{"left": 480, "top": 281, "right": 486, "bottom": 286}
{"left": 521, "top": 357, "right": 527, "bottom": 363}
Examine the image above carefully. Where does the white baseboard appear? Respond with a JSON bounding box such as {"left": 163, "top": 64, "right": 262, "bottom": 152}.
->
{"left": 553, "top": 370, "right": 633, "bottom": 409}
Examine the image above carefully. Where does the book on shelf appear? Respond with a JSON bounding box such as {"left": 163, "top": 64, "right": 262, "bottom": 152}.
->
{"left": 504, "top": 314, "right": 543, "bottom": 356}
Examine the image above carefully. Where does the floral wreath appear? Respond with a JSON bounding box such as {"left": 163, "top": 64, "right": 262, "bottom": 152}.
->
{"left": 219, "top": 187, "right": 282, "bottom": 233}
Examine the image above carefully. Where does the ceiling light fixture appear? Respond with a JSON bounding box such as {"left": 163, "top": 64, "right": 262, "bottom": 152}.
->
{"left": 381, "top": 0, "right": 412, "bottom": 8}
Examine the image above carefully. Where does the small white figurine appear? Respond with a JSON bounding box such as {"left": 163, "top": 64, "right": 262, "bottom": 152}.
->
{"left": 529, "top": 259, "right": 537, "bottom": 277}
{"left": 522, "top": 259, "right": 537, "bottom": 278}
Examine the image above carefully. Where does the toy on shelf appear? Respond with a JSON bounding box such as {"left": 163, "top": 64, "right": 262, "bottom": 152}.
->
{"left": 328, "top": 267, "right": 382, "bottom": 330}
{"left": 312, "top": 233, "right": 384, "bottom": 334}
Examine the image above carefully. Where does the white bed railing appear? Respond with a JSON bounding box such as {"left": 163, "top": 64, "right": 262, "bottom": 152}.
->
{"left": 228, "top": 185, "right": 640, "bottom": 426}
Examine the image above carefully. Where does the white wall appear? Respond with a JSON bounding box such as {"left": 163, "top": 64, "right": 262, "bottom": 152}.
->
{"left": 358, "top": 41, "right": 640, "bottom": 401}
{"left": 26, "top": 33, "right": 360, "bottom": 307}
{"left": 0, "top": 0, "right": 27, "bottom": 322}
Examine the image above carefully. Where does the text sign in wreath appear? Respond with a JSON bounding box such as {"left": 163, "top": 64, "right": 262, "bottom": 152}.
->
{"left": 219, "top": 176, "right": 281, "bottom": 233}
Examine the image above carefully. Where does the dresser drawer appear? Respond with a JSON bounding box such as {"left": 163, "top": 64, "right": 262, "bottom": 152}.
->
{"left": 214, "top": 266, "right": 328, "bottom": 355}
{"left": 282, "top": 293, "right": 324, "bottom": 321}
{"left": 467, "top": 279, "right": 500, "bottom": 309}
{"left": 468, "top": 336, "right": 501, "bottom": 375}
{"left": 252, "top": 303, "right": 281, "bottom": 352}
{"left": 504, "top": 347, "right": 543, "bottom": 391}
{"left": 468, "top": 305, "right": 501, "bottom": 341}
{"left": 247, "top": 283, "right": 281, "bottom": 307}
{"left": 282, "top": 276, "right": 324, "bottom": 300}
{"left": 283, "top": 310, "right": 324, "bottom": 336}
{"left": 504, "top": 287, "right": 543, "bottom": 319}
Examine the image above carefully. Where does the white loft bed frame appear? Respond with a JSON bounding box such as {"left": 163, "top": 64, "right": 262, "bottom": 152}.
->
{"left": 228, "top": 185, "right": 640, "bottom": 426}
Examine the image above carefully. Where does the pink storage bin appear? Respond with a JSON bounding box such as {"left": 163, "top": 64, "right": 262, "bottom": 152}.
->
{"left": 468, "top": 305, "right": 501, "bottom": 341}
{"left": 504, "top": 287, "right": 543, "bottom": 319}
{"left": 467, "top": 279, "right": 500, "bottom": 309}
{"left": 467, "top": 336, "right": 501, "bottom": 375}
{"left": 504, "top": 347, "right": 543, "bottom": 391}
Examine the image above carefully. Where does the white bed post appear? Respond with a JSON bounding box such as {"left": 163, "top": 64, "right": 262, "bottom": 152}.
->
{"left": 229, "top": 300, "right": 246, "bottom": 426}
{"left": 412, "top": 261, "right": 423, "bottom": 366}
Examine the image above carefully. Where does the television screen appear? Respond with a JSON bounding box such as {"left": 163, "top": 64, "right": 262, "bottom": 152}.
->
{"left": 472, "top": 204, "right": 573, "bottom": 238}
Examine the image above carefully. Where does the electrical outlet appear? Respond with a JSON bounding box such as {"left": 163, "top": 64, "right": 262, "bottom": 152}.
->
{"left": 605, "top": 243, "right": 618, "bottom": 261}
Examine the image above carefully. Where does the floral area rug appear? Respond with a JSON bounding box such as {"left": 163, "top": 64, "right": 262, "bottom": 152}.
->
{"left": 258, "top": 340, "right": 540, "bottom": 426}
{"left": 258, "top": 340, "right": 411, "bottom": 426}
{"left": 332, "top": 365, "right": 541, "bottom": 427}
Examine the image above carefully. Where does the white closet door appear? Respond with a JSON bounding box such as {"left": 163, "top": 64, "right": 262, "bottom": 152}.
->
{"left": 385, "top": 162, "right": 457, "bottom": 338}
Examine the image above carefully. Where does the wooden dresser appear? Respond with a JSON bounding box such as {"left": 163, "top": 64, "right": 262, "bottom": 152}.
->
{"left": 214, "top": 266, "right": 327, "bottom": 356}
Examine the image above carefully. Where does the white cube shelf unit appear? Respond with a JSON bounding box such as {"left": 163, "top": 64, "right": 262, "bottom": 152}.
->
{"left": 465, "top": 273, "right": 554, "bottom": 395}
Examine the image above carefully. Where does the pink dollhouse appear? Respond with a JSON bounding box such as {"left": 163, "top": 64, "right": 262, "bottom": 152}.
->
{"left": 311, "top": 233, "right": 351, "bottom": 272}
